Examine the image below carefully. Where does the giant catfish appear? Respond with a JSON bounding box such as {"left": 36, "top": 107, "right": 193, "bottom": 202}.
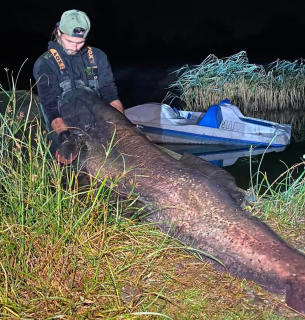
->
{"left": 56, "top": 88, "right": 305, "bottom": 313}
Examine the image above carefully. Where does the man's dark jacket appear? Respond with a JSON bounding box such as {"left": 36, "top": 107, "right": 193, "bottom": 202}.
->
{"left": 33, "top": 41, "right": 119, "bottom": 123}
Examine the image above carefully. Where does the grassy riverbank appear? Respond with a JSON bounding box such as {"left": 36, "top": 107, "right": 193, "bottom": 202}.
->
{"left": 0, "top": 88, "right": 304, "bottom": 319}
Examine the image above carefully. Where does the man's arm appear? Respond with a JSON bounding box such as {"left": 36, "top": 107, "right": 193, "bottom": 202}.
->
{"left": 95, "top": 49, "right": 124, "bottom": 113}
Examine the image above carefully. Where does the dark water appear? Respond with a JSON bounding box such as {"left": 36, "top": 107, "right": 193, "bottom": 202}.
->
{"left": 225, "top": 142, "right": 305, "bottom": 190}
{"left": 161, "top": 142, "right": 305, "bottom": 191}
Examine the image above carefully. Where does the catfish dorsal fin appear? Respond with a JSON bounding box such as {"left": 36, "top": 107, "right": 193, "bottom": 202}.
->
{"left": 179, "top": 152, "right": 244, "bottom": 206}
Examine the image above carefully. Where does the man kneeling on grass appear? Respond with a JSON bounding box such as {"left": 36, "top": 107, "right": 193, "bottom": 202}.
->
{"left": 33, "top": 9, "right": 124, "bottom": 164}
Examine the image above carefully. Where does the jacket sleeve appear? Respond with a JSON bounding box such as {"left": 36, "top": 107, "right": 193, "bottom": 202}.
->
{"left": 33, "top": 57, "right": 62, "bottom": 122}
{"left": 96, "top": 50, "right": 119, "bottom": 103}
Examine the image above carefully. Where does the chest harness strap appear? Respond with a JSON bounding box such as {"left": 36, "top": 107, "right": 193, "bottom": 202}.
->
{"left": 49, "top": 48, "right": 70, "bottom": 80}
{"left": 87, "top": 46, "right": 99, "bottom": 80}
{"left": 49, "top": 47, "right": 99, "bottom": 82}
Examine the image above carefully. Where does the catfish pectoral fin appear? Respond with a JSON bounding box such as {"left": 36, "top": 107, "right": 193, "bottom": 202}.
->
{"left": 179, "top": 152, "right": 244, "bottom": 205}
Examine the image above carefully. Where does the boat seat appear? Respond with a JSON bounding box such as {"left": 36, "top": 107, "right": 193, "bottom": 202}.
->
{"left": 198, "top": 105, "right": 223, "bottom": 128}
{"left": 160, "top": 104, "right": 181, "bottom": 119}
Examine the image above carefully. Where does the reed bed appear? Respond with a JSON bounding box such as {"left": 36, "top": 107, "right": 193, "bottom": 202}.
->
{"left": 0, "top": 82, "right": 302, "bottom": 319}
{"left": 166, "top": 51, "right": 305, "bottom": 115}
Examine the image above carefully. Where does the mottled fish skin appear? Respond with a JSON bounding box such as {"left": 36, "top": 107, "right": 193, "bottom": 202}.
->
{"left": 64, "top": 89, "right": 305, "bottom": 313}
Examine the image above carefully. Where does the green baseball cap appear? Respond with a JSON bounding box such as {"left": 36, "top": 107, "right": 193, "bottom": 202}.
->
{"left": 58, "top": 9, "right": 91, "bottom": 38}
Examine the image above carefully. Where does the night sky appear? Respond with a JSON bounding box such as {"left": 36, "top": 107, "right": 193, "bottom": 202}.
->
{"left": 1, "top": 0, "right": 305, "bottom": 106}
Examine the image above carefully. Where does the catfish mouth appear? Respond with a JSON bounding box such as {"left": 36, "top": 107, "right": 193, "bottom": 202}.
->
{"left": 55, "top": 130, "right": 89, "bottom": 166}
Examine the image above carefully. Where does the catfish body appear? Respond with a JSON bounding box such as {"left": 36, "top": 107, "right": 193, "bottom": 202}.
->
{"left": 59, "top": 89, "right": 305, "bottom": 313}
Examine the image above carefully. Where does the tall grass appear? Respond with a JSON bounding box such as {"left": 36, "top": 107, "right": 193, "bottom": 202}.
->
{"left": 0, "top": 81, "right": 301, "bottom": 318}
{"left": 250, "top": 160, "right": 305, "bottom": 227}
{"left": 0, "top": 86, "right": 180, "bottom": 319}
